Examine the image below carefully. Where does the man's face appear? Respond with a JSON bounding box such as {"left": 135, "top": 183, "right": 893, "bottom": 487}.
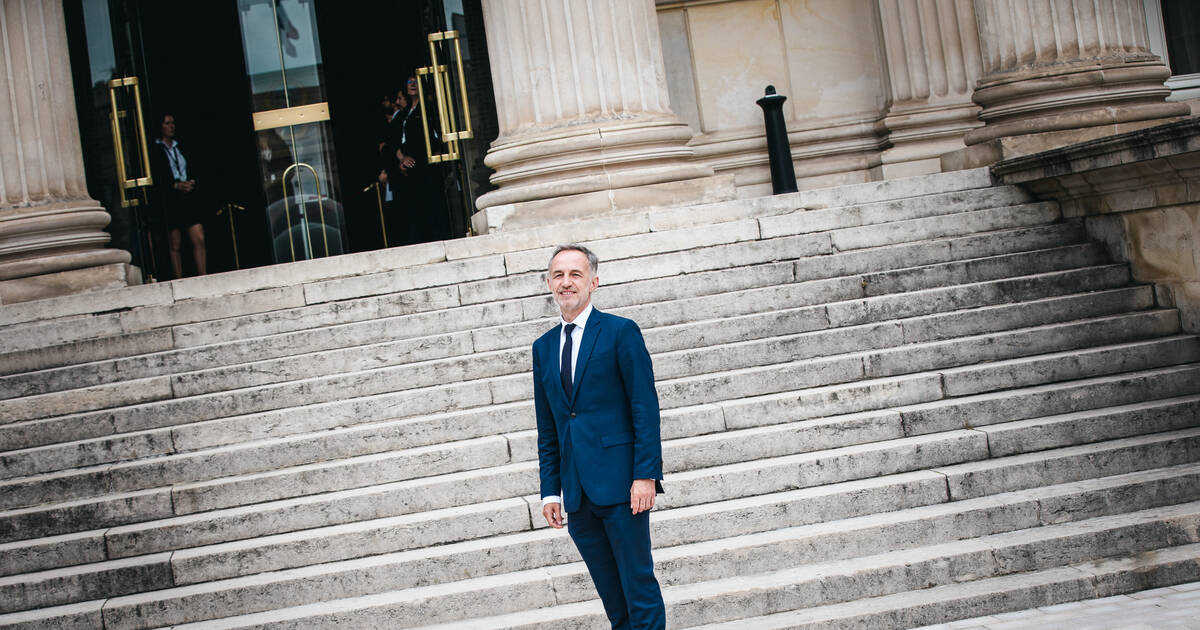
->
{"left": 547, "top": 250, "right": 598, "bottom": 319}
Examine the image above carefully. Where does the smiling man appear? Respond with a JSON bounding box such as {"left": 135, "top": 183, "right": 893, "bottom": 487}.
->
{"left": 532, "top": 244, "right": 666, "bottom": 630}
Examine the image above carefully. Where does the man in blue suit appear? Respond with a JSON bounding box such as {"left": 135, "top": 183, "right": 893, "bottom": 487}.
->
{"left": 534, "top": 244, "right": 666, "bottom": 630}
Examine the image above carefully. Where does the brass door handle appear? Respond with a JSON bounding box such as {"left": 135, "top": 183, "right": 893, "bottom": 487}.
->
{"left": 282, "top": 162, "right": 328, "bottom": 259}
{"left": 416, "top": 30, "right": 474, "bottom": 164}
{"left": 429, "top": 30, "right": 473, "bottom": 142}
{"left": 108, "top": 76, "right": 154, "bottom": 207}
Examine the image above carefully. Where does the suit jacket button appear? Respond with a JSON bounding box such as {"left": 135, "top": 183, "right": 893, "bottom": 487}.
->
{"left": 570, "top": 412, "right": 577, "bottom": 418}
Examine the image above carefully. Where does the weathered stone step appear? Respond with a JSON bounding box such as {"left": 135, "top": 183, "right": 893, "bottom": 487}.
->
{"left": 902, "top": 360, "right": 1200, "bottom": 435}
{"left": 0, "top": 224, "right": 1097, "bottom": 412}
{"left": 0, "top": 192, "right": 1057, "bottom": 379}
{"left": 100, "top": 501, "right": 1200, "bottom": 629}
{"left": 6, "top": 355, "right": 1194, "bottom": 580}
{"left": 683, "top": 547, "right": 1200, "bottom": 630}
{"left": 407, "top": 505, "right": 1200, "bottom": 630}
{"left": 8, "top": 450, "right": 1197, "bottom": 627}
{"left": 1, "top": 169, "right": 1001, "bottom": 338}
{"left": 0, "top": 244, "right": 1122, "bottom": 454}
{"left": 2, "top": 307, "right": 1180, "bottom": 532}
{"left": 0, "top": 269, "right": 1143, "bottom": 436}
{"left": 6, "top": 395, "right": 1198, "bottom": 613}
{"left": 0, "top": 292, "right": 1167, "bottom": 511}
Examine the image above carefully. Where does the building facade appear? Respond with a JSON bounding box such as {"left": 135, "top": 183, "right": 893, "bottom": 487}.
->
{"left": 0, "top": 0, "right": 1196, "bottom": 304}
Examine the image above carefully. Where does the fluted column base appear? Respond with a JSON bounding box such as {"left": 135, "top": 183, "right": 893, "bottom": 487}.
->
{"left": 881, "top": 101, "right": 984, "bottom": 178}
{"left": 965, "top": 61, "right": 1191, "bottom": 146}
{"left": 0, "top": 199, "right": 134, "bottom": 304}
{"left": 472, "top": 117, "right": 733, "bottom": 233}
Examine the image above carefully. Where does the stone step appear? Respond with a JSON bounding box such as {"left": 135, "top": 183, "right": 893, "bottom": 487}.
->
{"left": 97, "top": 500, "right": 1200, "bottom": 629}
{"left": 0, "top": 182, "right": 1019, "bottom": 363}
{"left": 0, "top": 294, "right": 1169, "bottom": 512}
{"left": 5, "top": 355, "right": 1193, "bottom": 578}
{"left": 0, "top": 223, "right": 1096, "bottom": 410}
{"left": 4, "top": 392, "right": 1198, "bottom": 616}
{"left": 0, "top": 195, "right": 1060, "bottom": 379}
{"left": 0, "top": 169, "right": 1001, "bottom": 337}
{"left": 0, "top": 218, "right": 1082, "bottom": 397}
{"left": 901, "top": 359, "right": 1200, "bottom": 435}
{"left": 0, "top": 267, "right": 1144, "bottom": 434}
{"left": 497, "top": 185, "right": 1037, "bottom": 276}
{"left": 412, "top": 505, "right": 1200, "bottom": 630}
{"left": 683, "top": 547, "right": 1200, "bottom": 630}
{"left": 0, "top": 242, "right": 1119, "bottom": 454}
{"left": 6, "top": 443, "right": 1198, "bottom": 627}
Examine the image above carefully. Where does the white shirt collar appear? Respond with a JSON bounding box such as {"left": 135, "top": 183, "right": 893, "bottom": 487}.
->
{"left": 560, "top": 302, "right": 593, "bottom": 330}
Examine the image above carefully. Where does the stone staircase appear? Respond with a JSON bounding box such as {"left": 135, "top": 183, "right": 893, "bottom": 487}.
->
{"left": 1, "top": 168, "right": 1199, "bottom": 629}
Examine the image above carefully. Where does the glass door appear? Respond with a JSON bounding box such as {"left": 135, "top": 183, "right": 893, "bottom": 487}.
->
{"left": 416, "top": 0, "right": 499, "bottom": 238}
{"left": 238, "top": 0, "right": 344, "bottom": 263}
{"left": 66, "top": 0, "right": 158, "bottom": 279}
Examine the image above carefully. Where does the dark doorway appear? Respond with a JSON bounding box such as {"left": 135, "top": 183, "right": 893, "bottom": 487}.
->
{"left": 67, "top": 0, "right": 498, "bottom": 279}
{"left": 136, "top": 2, "right": 269, "bottom": 274}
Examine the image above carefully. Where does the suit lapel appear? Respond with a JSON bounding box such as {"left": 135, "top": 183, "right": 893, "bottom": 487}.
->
{"left": 570, "top": 311, "right": 603, "bottom": 406}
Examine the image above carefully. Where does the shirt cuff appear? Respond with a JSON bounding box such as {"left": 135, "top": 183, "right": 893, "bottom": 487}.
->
{"left": 541, "top": 495, "right": 561, "bottom": 507}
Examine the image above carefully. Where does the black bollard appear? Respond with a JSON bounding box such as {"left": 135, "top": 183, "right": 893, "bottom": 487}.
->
{"left": 756, "top": 85, "right": 798, "bottom": 194}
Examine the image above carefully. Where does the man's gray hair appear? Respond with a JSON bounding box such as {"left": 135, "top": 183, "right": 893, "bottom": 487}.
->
{"left": 548, "top": 244, "right": 599, "bottom": 276}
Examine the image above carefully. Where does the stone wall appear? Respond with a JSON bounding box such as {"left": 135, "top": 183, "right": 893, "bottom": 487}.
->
{"left": 993, "top": 118, "right": 1200, "bottom": 332}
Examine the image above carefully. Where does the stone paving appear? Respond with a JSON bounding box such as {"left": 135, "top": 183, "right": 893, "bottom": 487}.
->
{"left": 914, "top": 581, "right": 1200, "bottom": 629}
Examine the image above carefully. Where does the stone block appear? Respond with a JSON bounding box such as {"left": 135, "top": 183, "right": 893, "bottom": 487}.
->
{"left": 719, "top": 373, "right": 943, "bottom": 431}
{"left": 904, "top": 363, "right": 1200, "bottom": 437}
{"left": 0, "top": 375, "right": 171, "bottom": 424}
{"left": 982, "top": 397, "right": 1200, "bottom": 458}
{"left": 168, "top": 242, "right": 448, "bottom": 302}
{"left": 171, "top": 498, "right": 532, "bottom": 584}
{"left": 121, "top": 286, "right": 307, "bottom": 334}
{"left": 303, "top": 255, "right": 506, "bottom": 305}
{"left": 939, "top": 429, "right": 1200, "bottom": 501}
{"left": 900, "top": 286, "right": 1153, "bottom": 344}
{"left": 0, "top": 282, "right": 171, "bottom": 329}
{"left": 0, "top": 530, "right": 106, "bottom": 577}
{"left": 863, "top": 309, "right": 1179, "bottom": 379}
{"left": 171, "top": 332, "right": 472, "bottom": 398}
{"left": 171, "top": 286, "right": 463, "bottom": 349}
{"left": 104, "top": 464, "right": 538, "bottom": 558}
{"left": 169, "top": 381, "right": 493, "bottom": 453}
{"left": 169, "top": 436, "right": 512, "bottom": 515}
{"left": 503, "top": 219, "right": 762, "bottom": 276}
{"left": 938, "top": 337, "right": 1200, "bottom": 398}
{"left": 0, "top": 551, "right": 172, "bottom": 613}
{"left": 0, "top": 487, "right": 172, "bottom": 544}
{"left": 0, "top": 426, "right": 173, "bottom": 481}
{"left": 0, "top": 314, "right": 126, "bottom": 359}
{"left": 0, "top": 599, "right": 105, "bottom": 630}
{"left": 830, "top": 203, "right": 1059, "bottom": 252}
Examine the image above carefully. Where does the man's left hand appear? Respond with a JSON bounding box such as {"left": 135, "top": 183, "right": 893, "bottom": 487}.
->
{"left": 630, "top": 479, "right": 656, "bottom": 514}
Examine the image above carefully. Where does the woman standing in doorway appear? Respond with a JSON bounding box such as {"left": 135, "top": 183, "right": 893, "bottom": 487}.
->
{"left": 150, "top": 112, "right": 207, "bottom": 278}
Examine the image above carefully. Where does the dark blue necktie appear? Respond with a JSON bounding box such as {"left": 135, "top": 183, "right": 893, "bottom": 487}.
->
{"left": 561, "top": 323, "right": 576, "bottom": 399}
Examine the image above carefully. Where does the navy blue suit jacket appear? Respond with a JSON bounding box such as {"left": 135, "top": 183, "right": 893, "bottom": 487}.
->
{"left": 534, "top": 309, "right": 663, "bottom": 513}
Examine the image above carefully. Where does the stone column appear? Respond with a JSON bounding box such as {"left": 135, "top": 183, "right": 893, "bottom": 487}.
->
{"left": 878, "top": 0, "right": 984, "bottom": 178}
{"left": 964, "top": 0, "right": 1190, "bottom": 150}
{"left": 474, "top": 0, "right": 731, "bottom": 233}
{"left": 0, "top": 0, "right": 132, "bottom": 304}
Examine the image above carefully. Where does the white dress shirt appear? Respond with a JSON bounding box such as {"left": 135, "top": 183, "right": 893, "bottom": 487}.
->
{"left": 542, "top": 302, "right": 593, "bottom": 507}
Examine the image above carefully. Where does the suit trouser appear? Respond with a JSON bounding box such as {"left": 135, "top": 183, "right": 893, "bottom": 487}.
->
{"left": 568, "top": 490, "right": 666, "bottom": 630}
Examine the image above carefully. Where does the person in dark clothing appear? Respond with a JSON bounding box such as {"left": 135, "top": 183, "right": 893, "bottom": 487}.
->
{"left": 149, "top": 113, "right": 207, "bottom": 278}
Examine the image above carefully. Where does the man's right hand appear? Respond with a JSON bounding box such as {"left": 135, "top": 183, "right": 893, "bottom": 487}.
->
{"left": 543, "top": 502, "right": 564, "bottom": 529}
